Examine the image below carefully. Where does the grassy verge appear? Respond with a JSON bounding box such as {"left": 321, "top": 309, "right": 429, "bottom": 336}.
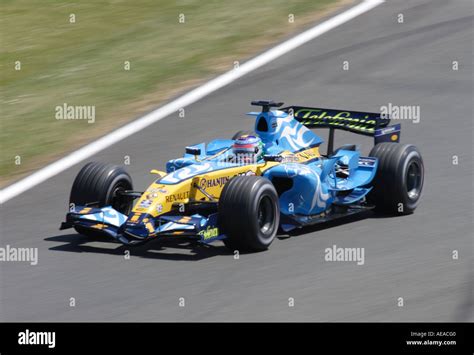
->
{"left": 1, "top": 0, "right": 346, "bottom": 186}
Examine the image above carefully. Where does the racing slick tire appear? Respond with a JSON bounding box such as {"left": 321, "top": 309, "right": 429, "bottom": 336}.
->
{"left": 69, "top": 162, "right": 133, "bottom": 237}
{"left": 368, "top": 143, "right": 424, "bottom": 214}
{"left": 219, "top": 176, "right": 280, "bottom": 252}
{"left": 231, "top": 130, "right": 254, "bottom": 140}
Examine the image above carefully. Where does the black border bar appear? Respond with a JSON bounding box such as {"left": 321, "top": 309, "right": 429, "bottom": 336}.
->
{"left": 0, "top": 323, "right": 472, "bottom": 354}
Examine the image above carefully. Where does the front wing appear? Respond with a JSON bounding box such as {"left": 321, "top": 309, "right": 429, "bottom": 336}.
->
{"left": 60, "top": 205, "right": 224, "bottom": 245}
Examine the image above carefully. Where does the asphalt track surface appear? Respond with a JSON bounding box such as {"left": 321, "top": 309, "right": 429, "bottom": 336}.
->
{"left": 1, "top": 0, "right": 472, "bottom": 322}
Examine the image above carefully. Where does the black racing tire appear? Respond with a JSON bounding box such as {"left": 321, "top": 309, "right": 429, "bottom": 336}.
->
{"left": 69, "top": 162, "right": 133, "bottom": 237}
{"left": 231, "top": 130, "right": 255, "bottom": 140}
{"left": 368, "top": 143, "right": 424, "bottom": 214}
{"left": 219, "top": 176, "right": 280, "bottom": 252}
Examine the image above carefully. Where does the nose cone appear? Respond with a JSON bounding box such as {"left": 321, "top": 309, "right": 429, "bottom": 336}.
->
{"left": 132, "top": 185, "right": 169, "bottom": 216}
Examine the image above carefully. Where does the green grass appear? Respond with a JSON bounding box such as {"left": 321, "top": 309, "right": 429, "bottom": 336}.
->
{"left": 0, "top": 0, "right": 340, "bottom": 184}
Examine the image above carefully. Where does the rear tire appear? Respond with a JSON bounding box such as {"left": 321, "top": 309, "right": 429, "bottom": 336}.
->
{"left": 219, "top": 176, "right": 279, "bottom": 252}
{"left": 368, "top": 143, "right": 424, "bottom": 214}
{"left": 69, "top": 162, "right": 133, "bottom": 237}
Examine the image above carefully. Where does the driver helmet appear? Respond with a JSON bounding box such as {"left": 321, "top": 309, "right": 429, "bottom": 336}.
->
{"left": 232, "top": 135, "right": 264, "bottom": 164}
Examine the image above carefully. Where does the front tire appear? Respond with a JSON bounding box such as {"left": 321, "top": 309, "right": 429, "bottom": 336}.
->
{"left": 368, "top": 143, "right": 424, "bottom": 214}
{"left": 69, "top": 162, "right": 133, "bottom": 237}
{"left": 219, "top": 176, "right": 280, "bottom": 252}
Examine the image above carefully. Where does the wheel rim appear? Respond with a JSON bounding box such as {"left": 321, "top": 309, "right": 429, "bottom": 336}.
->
{"left": 111, "top": 183, "right": 131, "bottom": 214}
{"left": 258, "top": 196, "right": 274, "bottom": 234}
{"left": 406, "top": 161, "right": 422, "bottom": 200}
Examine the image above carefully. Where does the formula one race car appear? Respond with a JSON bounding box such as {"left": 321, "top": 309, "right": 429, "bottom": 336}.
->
{"left": 60, "top": 100, "right": 424, "bottom": 251}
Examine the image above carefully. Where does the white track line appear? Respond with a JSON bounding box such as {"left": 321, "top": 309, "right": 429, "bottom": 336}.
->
{"left": 0, "top": 0, "right": 384, "bottom": 204}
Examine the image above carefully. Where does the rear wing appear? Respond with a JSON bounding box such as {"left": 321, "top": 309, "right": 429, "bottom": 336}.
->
{"left": 281, "top": 106, "right": 401, "bottom": 154}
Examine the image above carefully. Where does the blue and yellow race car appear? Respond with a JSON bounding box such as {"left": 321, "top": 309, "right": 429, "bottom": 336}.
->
{"left": 60, "top": 100, "right": 424, "bottom": 251}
